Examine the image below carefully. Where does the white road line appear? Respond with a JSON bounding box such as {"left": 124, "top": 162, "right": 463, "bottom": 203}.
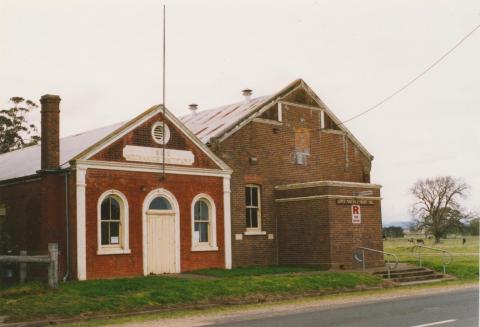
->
{"left": 411, "top": 319, "right": 457, "bottom": 327}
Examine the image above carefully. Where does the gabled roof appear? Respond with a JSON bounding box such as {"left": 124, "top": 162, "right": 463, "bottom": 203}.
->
{"left": 73, "top": 105, "right": 231, "bottom": 172}
{"left": 0, "top": 105, "right": 231, "bottom": 182}
{"left": 180, "top": 79, "right": 373, "bottom": 160}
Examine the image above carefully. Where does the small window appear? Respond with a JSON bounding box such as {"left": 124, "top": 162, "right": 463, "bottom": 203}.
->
{"left": 151, "top": 121, "right": 171, "bottom": 144}
{"left": 149, "top": 196, "right": 172, "bottom": 210}
{"left": 245, "top": 185, "right": 261, "bottom": 230}
{"left": 100, "top": 196, "right": 121, "bottom": 246}
{"left": 194, "top": 200, "right": 210, "bottom": 243}
{"left": 191, "top": 194, "right": 218, "bottom": 251}
{"left": 97, "top": 190, "right": 130, "bottom": 255}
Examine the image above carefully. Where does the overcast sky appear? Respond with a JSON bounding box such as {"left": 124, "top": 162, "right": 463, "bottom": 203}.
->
{"left": 1, "top": 0, "right": 479, "bottom": 224}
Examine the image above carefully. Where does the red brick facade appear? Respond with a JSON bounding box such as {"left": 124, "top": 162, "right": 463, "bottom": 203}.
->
{"left": 0, "top": 82, "right": 385, "bottom": 281}
{"left": 211, "top": 87, "right": 383, "bottom": 268}
{"left": 0, "top": 104, "right": 230, "bottom": 280}
{"left": 84, "top": 169, "right": 225, "bottom": 279}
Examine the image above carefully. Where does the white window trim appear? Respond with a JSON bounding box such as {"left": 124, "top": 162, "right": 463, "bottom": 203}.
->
{"left": 245, "top": 184, "right": 263, "bottom": 233}
{"left": 191, "top": 193, "right": 218, "bottom": 252}
{"left": 96, "top": 190, "right": 131, "bottom": 255}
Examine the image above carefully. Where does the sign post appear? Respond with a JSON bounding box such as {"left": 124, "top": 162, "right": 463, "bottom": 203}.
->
{"left": 352, "top": 205, "right": 361, "bottom": 224}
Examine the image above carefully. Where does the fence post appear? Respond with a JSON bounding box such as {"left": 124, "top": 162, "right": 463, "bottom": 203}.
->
{"left": 19, "top": 250, "right": 27, "bottom": 283}
{"left": 48, "top": 243, "right": 59, "bottom": 289}
{"left": 362, "top": 249, "right": 365, "bottom": 272}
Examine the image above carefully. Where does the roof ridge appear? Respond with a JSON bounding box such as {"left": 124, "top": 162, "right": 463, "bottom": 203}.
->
{"left": 180, "top": 94, "right": 270, "bottom": 119}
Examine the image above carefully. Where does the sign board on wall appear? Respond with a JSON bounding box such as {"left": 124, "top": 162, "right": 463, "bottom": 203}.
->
{"left": 123, "top": 145, "right": 194, "bottom": 166}
{"left": 337, "top": 199, "right": 374, "bottom": 205}
{"left": 352, "top": 205, "right": 361, "bottom": 224}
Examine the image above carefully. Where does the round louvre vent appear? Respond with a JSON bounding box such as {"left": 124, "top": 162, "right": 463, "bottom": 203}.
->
{"left": 151, "top": 122, "right": 170, "bottom": 144}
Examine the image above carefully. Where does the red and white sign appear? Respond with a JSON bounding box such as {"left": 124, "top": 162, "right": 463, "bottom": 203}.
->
{"left": 352, "top": 205, "right": 361, "bottom": 224}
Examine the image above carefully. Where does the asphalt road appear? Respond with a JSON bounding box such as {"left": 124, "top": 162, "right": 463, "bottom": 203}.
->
{"left": 213, "top": 288, "right": 478, "bottom": 327}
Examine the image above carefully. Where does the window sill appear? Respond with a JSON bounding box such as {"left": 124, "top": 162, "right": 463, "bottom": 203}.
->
{"left": 244, "top": 230, "right": 267, "bottom": 236}
{"left": 191, "top": 244, "right": 219, "bottom": 252}
{"left": 97, "top": 248, "right": 131, "bottom": 255}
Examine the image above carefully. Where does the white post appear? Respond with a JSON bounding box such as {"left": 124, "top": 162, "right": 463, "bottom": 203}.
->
{"left": 48, "top": 243, "right": 59, "bottom": 289}
{"left": 19, "top": 250, "right": 27, "bottom": 283}
{"left": 76, "top": 166, "right": 87, "bottom": 280}
{"left": 223, "top": 176, "right": 232, "bottom": 269}
{"left": 277, "top": 102, "right": 283, "bottom": 122}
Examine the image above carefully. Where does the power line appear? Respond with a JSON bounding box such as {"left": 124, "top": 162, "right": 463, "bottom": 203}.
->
{"left": 338, "top": 22, "right": 480, "bottom": 126}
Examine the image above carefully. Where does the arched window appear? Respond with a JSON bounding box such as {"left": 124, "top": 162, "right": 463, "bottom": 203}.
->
{"left": 100, "top": 196, "right": 121, "bottom": 245}
{"left": 149, "top": 196, "right": 172, "bottom": 210}
{"left": 194, "top": 200, "right": 209, "bottom": 243}
{"left": 97, "top": 190, "right": 130, "bottom": 255}
{"left": 191, "top": 194, "right": 218, "bottom": 251}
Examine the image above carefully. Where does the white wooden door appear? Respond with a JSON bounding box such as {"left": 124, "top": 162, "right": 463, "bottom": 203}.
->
{"left": 147, "top": 213, "right": 176, "bottom": 274}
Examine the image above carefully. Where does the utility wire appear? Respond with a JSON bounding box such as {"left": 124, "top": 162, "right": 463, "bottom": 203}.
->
{"left": 338, "top": 22, "right": 480, "bottom": 126}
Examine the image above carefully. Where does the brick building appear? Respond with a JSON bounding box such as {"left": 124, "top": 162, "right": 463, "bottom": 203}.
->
{"left": 0, "top": 78, "right": 384, "bottom": 280}
{"left": 0, "top": 95, "right": 232, "bottom": 280}
{"left": 180, "top": 79, "right": 383, "bottom": 268}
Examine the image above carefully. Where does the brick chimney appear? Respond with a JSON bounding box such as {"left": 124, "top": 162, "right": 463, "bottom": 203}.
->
{"left": 40, "top": 94, "right": 61, "bottom": 170}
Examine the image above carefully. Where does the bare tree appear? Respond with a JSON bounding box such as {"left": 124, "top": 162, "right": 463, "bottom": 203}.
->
{"left": 410, "top": 176, "right": 470, "bottom": 243}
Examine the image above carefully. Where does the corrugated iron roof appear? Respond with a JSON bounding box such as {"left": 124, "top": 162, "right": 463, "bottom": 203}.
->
{"left": 179, "top": 95, "right": 270, "bottom": 143}
{"left": 0, "top": 79, "right": 374, "bottom": 182}
{"left": 0, "top": 121, "right": 124, "bottom": 181}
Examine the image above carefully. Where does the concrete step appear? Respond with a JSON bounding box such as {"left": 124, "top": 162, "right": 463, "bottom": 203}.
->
{"left": 372, "top": 267, "right": 426, "bottom": 275}
{"left": 372, "top": 266, "right": 455, "bottom": 285}
{"left": 375, "top": 269, "right": 436, "bottom": 279}
{"left": 392, "top": 273, "right": 444, "bottom": 283}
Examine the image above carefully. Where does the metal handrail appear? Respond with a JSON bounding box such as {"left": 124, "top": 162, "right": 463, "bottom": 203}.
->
{"left": 353, "top": 247, "right": 399, "bottom": 279}
{"left": 411, "top": 245, "right": 453, "bottom": 274}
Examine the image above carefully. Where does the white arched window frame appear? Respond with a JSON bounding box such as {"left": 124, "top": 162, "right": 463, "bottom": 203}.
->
{"left": 97, "top": 190, "right": 131, "bottom": 255}
{"left": 191, "top": 193, "right": 218, "bottom": 252}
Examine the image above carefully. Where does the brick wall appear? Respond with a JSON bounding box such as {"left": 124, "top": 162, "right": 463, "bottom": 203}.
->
{"left": 0, "top": 178, "right": 42, "bottom": 251}
{"left": 276, "top": 183, "right": 383, "bottom": 269}
{"left": 215, "top": 94, "right": 379, "bottom": 267}
{"left": 0, "top": 173, "right": 71, "bottom": 278}
{"left": 84, "top": 169, "right": 225, "bottom": 279}
{"left": 276, "top": 198, "right": 331, "bottom": 267}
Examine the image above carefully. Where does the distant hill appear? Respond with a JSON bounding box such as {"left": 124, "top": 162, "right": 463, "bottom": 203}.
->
{"left": 382, "top": 220, "right": 411, "bottom": 228}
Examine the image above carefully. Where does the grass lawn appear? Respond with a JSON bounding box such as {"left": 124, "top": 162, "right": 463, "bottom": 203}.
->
{"left": 383, "top": 235, "right": 479, "bottom": 281}
{"left": 0, "top": 270, "right": 381, "bottom": 322}
{"left": 190, "top": 266, "right": 319, "bottom": 277}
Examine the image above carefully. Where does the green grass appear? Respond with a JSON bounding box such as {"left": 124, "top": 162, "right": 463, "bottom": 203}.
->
{"left": 190, "top": 266, "right": 320, "bottom": 277}
{"left": 0, "top": 271, "right": 381, "bottom": 322}
{"left": 384, "top": 235, "right": 479, "bottom": 281}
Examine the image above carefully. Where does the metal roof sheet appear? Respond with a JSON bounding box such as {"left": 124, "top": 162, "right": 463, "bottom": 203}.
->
{"left": 0, "top": 121, "right": 124, "bottom": 181}
{"left": 179, "top": 95, "right": 270, "bottom": 143}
